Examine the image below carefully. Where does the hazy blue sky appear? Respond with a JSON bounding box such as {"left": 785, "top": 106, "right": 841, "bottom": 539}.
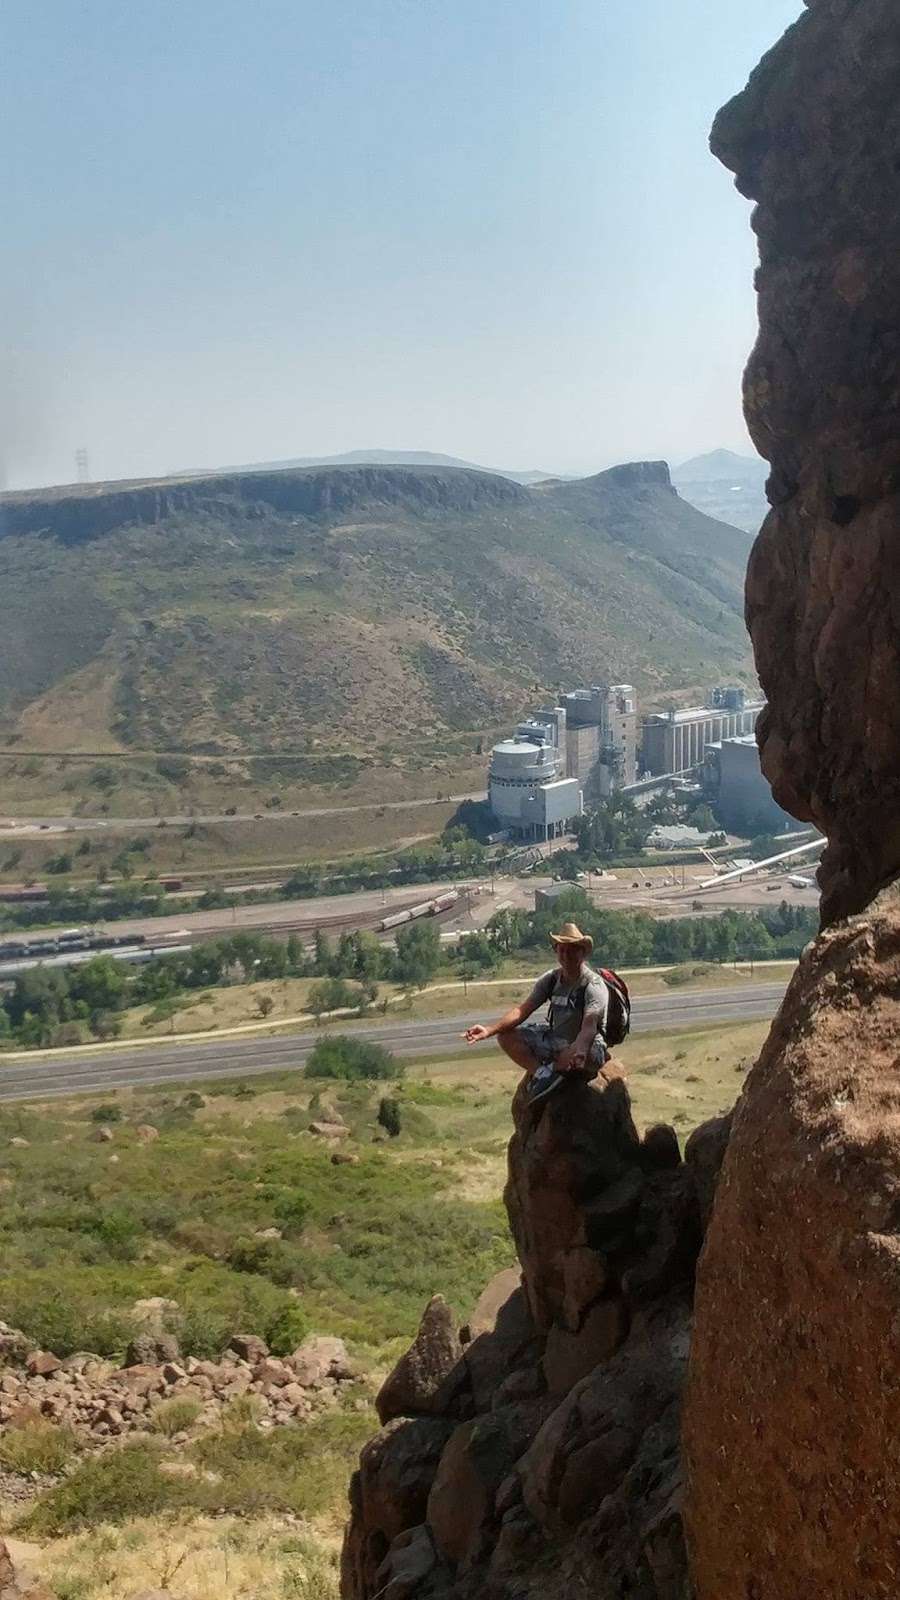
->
{"left": 2, "top": 0, "right": 801, "bottom": 489}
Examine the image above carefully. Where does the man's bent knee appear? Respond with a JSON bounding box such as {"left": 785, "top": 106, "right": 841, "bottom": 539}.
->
{"left": 497, "top": 1028, "right": 538, "bottom": 1074}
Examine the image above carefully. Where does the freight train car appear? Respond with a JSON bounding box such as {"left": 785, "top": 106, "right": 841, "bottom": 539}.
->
{"left": 377, "top": 889, "right": 460, "bottom": 933}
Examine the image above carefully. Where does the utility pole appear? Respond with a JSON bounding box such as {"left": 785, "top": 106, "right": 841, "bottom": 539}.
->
{"left": 75, "top": 448, "right": 90, "bottom": 484}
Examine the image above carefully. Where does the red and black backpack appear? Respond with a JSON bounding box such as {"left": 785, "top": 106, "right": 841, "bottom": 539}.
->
{"left": 596, "top": 967, "right": 632, "bottom": 1047}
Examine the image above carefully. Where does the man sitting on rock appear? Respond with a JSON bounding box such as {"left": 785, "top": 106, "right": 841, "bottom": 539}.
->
{"left": 463, "top": 920, "right": 609, "bottom": 1103}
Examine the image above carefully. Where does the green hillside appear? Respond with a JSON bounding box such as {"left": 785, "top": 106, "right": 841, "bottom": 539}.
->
{"left": 0, "top": 460, "right": 753, "bottom": 756}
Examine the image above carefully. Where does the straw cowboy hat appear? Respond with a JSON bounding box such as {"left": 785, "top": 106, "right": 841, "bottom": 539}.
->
{"left": 549, "top": 920, "right": 594, "bottom": 955}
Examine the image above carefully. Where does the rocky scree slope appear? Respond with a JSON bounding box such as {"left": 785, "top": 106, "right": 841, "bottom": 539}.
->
{"left": 0, "top": 462, "right": 753, "bottom": 753}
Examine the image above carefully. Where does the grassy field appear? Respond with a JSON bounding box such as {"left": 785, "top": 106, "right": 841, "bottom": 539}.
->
{"left": 0, "top": 1013, "right": 761, "bottom": 1597}
{"left": 0, "top": 747, "right": 487, "bottom": 826}
{"left": 0, "top": 803, "right": 468, "bottom": 885}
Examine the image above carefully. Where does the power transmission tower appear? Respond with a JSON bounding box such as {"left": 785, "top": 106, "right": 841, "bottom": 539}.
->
{"left": 75, "top": 448, "right": 90, "bottom": 484}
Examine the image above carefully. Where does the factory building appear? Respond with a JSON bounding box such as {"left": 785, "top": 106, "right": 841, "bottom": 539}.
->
{"left": 487, "top": 681, "right": 636, "bottom": 836}
{"left": 702, "top": 734, "right": 796, "bottom": 831}
{"left": 641, "top": 687, "right": 764, "bottom": 776}
{"left": 488, "top": 730, "right": 582, "bottom": 840}
{"left": 563, "top": 684, "right": 638, "bottom": 791}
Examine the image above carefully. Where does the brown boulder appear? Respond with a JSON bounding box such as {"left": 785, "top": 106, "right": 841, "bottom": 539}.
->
{"left": 372, "top": 1525, "right": 437, "bottom": 1600}
{"left": 228, "top": 1334, "right": 268, "bottom": 1364}
{"left": 341, "top": 1417, "right": 454, "bottom": 1600}
{"left": 683, "top": 1112, "right": 732, "bottom": 1237}
{"left": 685, "top": 895, "right": 900, "bottom": 1599}
{"left": 135, "top": 1125, "right": 159, "bottom": 1143}
{"left": 0, "top": 1541, "right": 15, "bottom": 1590}
{"left": 25, "top": 1352, "right": 61, "bottom": 1378}
{"left": 377, "top": 1296, "right": 462, "bottom": 1426}
{"left": 542, "top": 1296, "right": 629, "bottom": 1397}
{"left": 427, "top": 1402, "right": 551, "bottom": 1570}
{"left": 520, "top": 1295, "right": 690, "bottom": 1539}
{"left": 290, "top": 1335, "right": 352, "bottom": 1386}
{"left": 309, "top": 1120, "right": 350, "bottom": 1139}
{"left": 125, "top": 1333, "right": 180, "bottom": 1368}
{"left": 459, "top": 1280, "right": 538, "bottom": 1417}
{"left": 462, "top": 1267, "right": 522, "bottom": 1342}
{"left": 504, "top": 1066, "right": 642, "bottom": 1332}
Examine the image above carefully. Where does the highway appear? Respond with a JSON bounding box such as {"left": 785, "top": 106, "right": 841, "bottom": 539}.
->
{"left": 0, "top": 981, "right": 787, "bottom": 1103}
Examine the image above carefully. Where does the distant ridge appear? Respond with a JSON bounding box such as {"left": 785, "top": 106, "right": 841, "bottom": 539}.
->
{"left": 675, "top": 448, "right": 767, "bottom": 482}
{"left": 672, "top": 448, "right": 769, "bottom": 535}
{"left": 0, "top": 458, "right": 755, "bottom": 754}
{"left": 173, "top": 448, "right": 558, "bottom": 487}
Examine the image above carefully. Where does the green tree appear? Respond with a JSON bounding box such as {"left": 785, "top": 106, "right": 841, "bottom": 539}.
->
{"left": 393, "top": 922, "right": 441, "bottom": 989}
{"left": 68, "top": 957, "right": 128, "bottom": 1016}
{"left": 306, "top": 977, "right": 356, "bottom": 1022}
{"left": 352, "top": 930, "right": 384, "bottom": 985}
{"left": 6, "top": 968, "right": 71, "bottom": 1031}
{"left": 312, "top": 929, "right": 333, "bottom": 977}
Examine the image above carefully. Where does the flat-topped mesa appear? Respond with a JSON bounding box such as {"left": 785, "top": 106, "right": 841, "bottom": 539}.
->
{"left": 0, "top": 462, "right": 528, "bottom": 547}
{"left": 710, "top": 0, "right": 900, "bottom": 924}
{"left": 583, "top": 461, "right": 674, "bottom": 493}
{"left": 341, "top": 1068, "right": 719, "bottom": 1600}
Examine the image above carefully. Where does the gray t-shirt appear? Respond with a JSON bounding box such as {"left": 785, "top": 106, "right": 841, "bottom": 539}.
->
{"left": 525, "top": 963, "right": 609, "bottom": 1045}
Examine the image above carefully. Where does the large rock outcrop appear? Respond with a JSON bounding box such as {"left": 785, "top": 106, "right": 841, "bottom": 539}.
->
{"left": 684, "top": 3, "right": 900, "bottom": 1594}
{"left": 342, "top": 1069, "right": 719, "bottom": 1599}
{"left": 686, "top": 889, "right": 900, "bottom": 1598}
{"left": 710, "top": 0, "right": 900, "bottom": 924}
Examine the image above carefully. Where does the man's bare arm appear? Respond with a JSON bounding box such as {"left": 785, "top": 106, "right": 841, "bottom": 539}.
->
{"left": 557, "top": 1010, "right": 600, "bottom": 1072}
{"left": 463, "top": 993, "right": 540, "bottom": 1044}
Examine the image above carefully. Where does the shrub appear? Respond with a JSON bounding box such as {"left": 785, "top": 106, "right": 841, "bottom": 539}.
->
{"left": 23, "top": 1443, "right": 183, "bottom": 1535}
{"left": 0, "top": 1421, "right": 77, "bottom": 1475}
{"left": 377, "top": 1098, "right": 402, "bottom": 1138}
{"left": 272, "top": 1190, "right": 310, "bottom": 1234}
{"left": 0, "top": 1287, "right": 134, "bottom": 1359}
{"left": 266, "top": 1304, "right": 309, "bottom": 1356}
{"left": 228, "top": 1237, "right": 296, "bottom": 1288}
{"left": 90, "top": 1104, "right": 123, "bottom": 1124}
{"left": 149, "top": 1397, "right": 203, "bottom": 1436}
{"left": 305, "top": 1036, "right": 400, "bottom": 1082}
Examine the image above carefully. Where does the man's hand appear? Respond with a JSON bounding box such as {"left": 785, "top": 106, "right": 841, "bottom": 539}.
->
{"left": 556, "top": 1044, "right": 585, "bottom": 1073}
{"left": 463, "top": 1023, "right": 491, "bottom": 1044}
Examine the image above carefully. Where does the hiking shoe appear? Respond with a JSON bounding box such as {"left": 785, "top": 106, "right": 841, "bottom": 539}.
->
{"left": 526, "top": 1064, "right": 564, "bottom": 1106}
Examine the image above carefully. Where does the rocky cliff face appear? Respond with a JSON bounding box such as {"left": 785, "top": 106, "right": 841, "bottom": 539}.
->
{"left": 683, "top": 3, "right": 900, "bottom": 1594}
{"left": 711, "top": 0, "right": 900, "bottom": 924}
{"left": 685, "top": 888, "right": 900, "bottom": 1599}
{"left": 344, "top": 6, "right": 900, "bottom": 1593}
{"left": 341, "top": 1069, "right": 723, "bottom": 1600}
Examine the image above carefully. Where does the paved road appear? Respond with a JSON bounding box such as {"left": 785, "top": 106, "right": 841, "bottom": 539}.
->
{"left": 0, "top": 982, "right": 787, "bottom": 1103}
{"left": 0, "top": 792, "right": 485, "bottom": 836}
